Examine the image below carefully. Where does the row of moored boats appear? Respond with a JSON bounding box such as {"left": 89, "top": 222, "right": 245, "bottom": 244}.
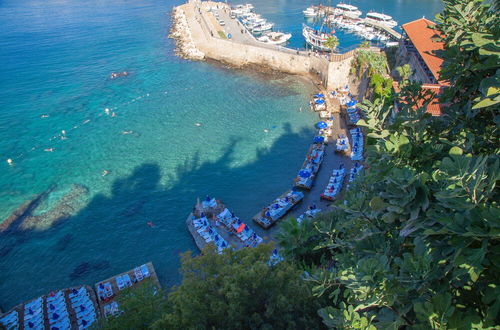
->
{"left": 302, "top": 3, "right": 399, "bottom": 50}
{"left": 230, "top": 4, "right": 292, "bottom": 45}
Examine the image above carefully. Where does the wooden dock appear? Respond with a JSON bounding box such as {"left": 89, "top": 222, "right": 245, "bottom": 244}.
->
{"left": 94, "top": 262, "right": 161, "bottom": 318}
{"left": 187, "top": 199, "right": 263, "bottom": 250}
{"left": 0, "top": 285, "right": 100, "bottom": 330}
{"left": 252, "top": 189, "right": 304, "bottom": 229}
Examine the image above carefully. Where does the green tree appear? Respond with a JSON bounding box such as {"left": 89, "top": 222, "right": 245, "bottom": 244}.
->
{"left": 276, "top": 217, "right": 323, "bottom": 264}
{"left": 395, "top": 63, "right": 412, "bottom": 84}
{"left": 288, "top": 1, "right": 499, "bottom": 328}
{"left": 324, "top": 35, "right": 339, "bottom": 52}
{"left": 154, "top": 244, "right": 325, "bottom": 329}
{"left": 102, "top": 279, "right": 168, "bottom": 330}
{"left": 436, "top": 0, "right": 499, "bottom": 153}
{"left": 360, "top": 41, "right": 371, "bottom": 48}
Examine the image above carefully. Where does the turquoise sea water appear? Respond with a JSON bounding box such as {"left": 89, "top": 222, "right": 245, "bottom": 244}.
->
{"left": 0, "top": 0, "right": 441, "bottom": 309}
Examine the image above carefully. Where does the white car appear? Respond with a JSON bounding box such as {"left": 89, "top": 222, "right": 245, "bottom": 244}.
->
{"left": 219, "top": 20, "right": 225, "bottom": 26}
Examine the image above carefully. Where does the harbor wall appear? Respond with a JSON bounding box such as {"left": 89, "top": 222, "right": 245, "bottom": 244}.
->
{"left": 177, "top": 0, "right": 355, "bottom": 90}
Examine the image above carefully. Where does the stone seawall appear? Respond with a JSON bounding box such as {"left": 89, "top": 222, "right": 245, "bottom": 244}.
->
{"left": 171, "top": 0, "right": 354, "bottom": 90}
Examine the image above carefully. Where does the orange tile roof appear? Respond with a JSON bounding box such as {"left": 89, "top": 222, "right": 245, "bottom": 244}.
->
{"left": 392, "top": 82, "right": 445, "bottom": 116}
{"left": 402, "top": 18, "right": 446, "bottom": 84}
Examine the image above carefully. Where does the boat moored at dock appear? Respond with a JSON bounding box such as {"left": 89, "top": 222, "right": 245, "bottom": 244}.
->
{"left": 334, "top": 3, "right": 362, "bottom": 19}
{"left": 257, "top": 32, "right": 292, "bottom": 45}
{"left": 365, "top": 12, "right": 398, "bottom": 28}
{"left": 302, "top": 24, "right": 336, "bottom": 52}
{"left": 303, "top": 6, "right": 320, "bottom": 17}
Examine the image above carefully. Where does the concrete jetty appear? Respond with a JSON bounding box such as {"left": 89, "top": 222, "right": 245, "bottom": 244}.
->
{"left": 170, "top": 0, "right": 355, "bottom": 90}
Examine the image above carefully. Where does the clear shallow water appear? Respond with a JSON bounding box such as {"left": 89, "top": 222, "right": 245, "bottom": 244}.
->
{"left": 0, "top": 0, "right": 441, "bottom": 309}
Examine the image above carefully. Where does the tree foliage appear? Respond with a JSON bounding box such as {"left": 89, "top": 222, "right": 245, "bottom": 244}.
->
{"left": 351, "top": 50, "right": 389, "bottom": 79}
{"left": 153, "top": 245, "right": 325, "bottom": 329}
{"left": 280, "top": 1, "right": 499, "bottom": 328}
{"left": 325, "top": 35, "right": 339, "bottom": 53}
{"left": 102, "top": 279, "right": 168, "bottom": 330}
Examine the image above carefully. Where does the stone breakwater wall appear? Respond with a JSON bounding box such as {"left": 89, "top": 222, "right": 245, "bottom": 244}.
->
{"left": 169, "top": 7, "right": 205, "bottom": 60}
{"left": 171, "top": 1, "right": 354, "bottom": 90}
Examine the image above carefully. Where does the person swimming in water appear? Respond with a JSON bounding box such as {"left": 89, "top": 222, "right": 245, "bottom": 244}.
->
{"left": 121, "top": 131, "right": 133, "bottom": 135}
{"left": 194, "top": 123, "right": 201, "bottom": 127}
{"left": 102, "top": 170, "right": 109, "bottom": 176}
{"left": 7, "top": 158, "right": 13, "bottom": 166}
{"left": 44, "top": 148, "right": 54, "bottom": 152}
{"left": 40, "top": 114, "right": 49, "bottom": 118}
{"left": 147, "top": 221, "right": 154, "bottom": 228}
{"left": 104, "top": 108, "right": 110, "bottom": 115}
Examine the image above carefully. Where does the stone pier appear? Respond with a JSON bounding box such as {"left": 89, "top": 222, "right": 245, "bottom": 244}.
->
{"left": 171, "top": 0, "right": 356, "bottom": 90}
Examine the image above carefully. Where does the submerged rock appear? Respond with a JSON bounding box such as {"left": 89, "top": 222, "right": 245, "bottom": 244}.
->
{"left": 54, "top": 233, "right": 73, "bottom": 251}
{"left": 0, "top": 189, "right": 54, "bottom": 233}
{"left": 70, "top": 262, "right": 91, "bottom": 280}
{"left": 20, "top": 184, "right": 89, "bottom": 231}
{"left": 69, "top": 260, "right": 110, "bottom": 280}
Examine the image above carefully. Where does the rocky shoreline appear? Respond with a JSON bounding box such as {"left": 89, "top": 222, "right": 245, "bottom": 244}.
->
{"left": 169, "top": 7, "right": 205, "bottom": 60}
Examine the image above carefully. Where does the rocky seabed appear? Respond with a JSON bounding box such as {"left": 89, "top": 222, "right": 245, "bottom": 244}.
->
{"left": 169, "top": 8, "right": 205, "bottom": 60}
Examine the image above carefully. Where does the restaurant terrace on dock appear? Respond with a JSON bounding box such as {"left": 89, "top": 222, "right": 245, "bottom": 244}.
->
{"left": 186, "top": 197, "right": 264, "bottom": 252}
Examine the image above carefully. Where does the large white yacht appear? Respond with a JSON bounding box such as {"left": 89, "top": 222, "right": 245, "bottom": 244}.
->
{"left": 302, "top": 24, "right": 336, "bottom": 52}
{"left": 334, "top": 4, "right": 362, "bottom": 19}
{"left": 303, "top": 6, "right": 319, "bottom": 17}
{"left": 365, "top": 12, "right": 398, "bottom": 28}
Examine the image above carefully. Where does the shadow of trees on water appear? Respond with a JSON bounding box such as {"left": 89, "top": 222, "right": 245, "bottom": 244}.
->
{"left": 0, "top": 122, "right": 315, "bottom": 308}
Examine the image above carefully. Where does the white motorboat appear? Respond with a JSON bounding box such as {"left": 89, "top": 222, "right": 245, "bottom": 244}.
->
{"left": 303, "top": 6, "right": 318, "bottom": 17}
{"left": 302, "top": 24, "right": 336, "bottom": 52}
{"left": 257, "top": 32, "right": 292, "bottom": 45}
{"left": 365, "top": 12, "right": 398, "bottom": 28}
{"left": 232, "top": 4, "right": 253, "bottom": 15}
{"left": 334, "top": 4, "right": 362, "bottom": 19}
{"left": 252, "top": 22, "right": 274, "bottom": 33}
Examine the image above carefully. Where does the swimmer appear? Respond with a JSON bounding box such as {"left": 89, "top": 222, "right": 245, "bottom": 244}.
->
{"left": 194, "top": 123, "right": 202, "bottom": 127}
{"left": 147, "top": 221, "right": 154, "bottom": 228}
{"left": 123, "top": 71, "right": 128, "bottom": 76}
{"left": 44, "top": 148, "right": 54, "bottom": 152}
{"left": 104, "top": 108, "right": 110, "bottom": 115}
{"left": 264, "top": 129, "right": 269, "bottom": 133}
{"left": 40, "top": 114, "right": 49, "bottom": 118}
{"left": 121, "top": 131, "right": 133, "bottom": 135}
{"left": 83, "top": 119, "right": 90, "bottom": 124}
{"left": 111, "top": 112, "right": 116, "bottom": 117}
{"left": 110, "top": 72, "right": 118, "bottom": 79}
{"left": 7, "top": 158, "right": 13, "bottom": 166}
{"left": 102, "top": 170, "right": 109, "bottom": 176}
{"left": 61, "top": 130, "right": 67, "bottom": 140}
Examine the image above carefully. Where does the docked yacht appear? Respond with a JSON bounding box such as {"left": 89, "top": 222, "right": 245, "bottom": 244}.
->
{"left": 302, "top": 24, "right": 335, "bottom": 52}
{"left": 303, "top": 6, "right": 319, "bottom": 17}
{"left": 365, "top": 12, "right": 398, "bottom": 28}
{"left": 251, "top": 22, "right": 274, "bottom": 33}
{"left": 232, "top": 4, "right": 254, "bottom": 15}
{"left": 334, "top": 4, "right": 362, "bottom": 19}
{"left": 257, "top": 32, "right": 292, "bottom": 45}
